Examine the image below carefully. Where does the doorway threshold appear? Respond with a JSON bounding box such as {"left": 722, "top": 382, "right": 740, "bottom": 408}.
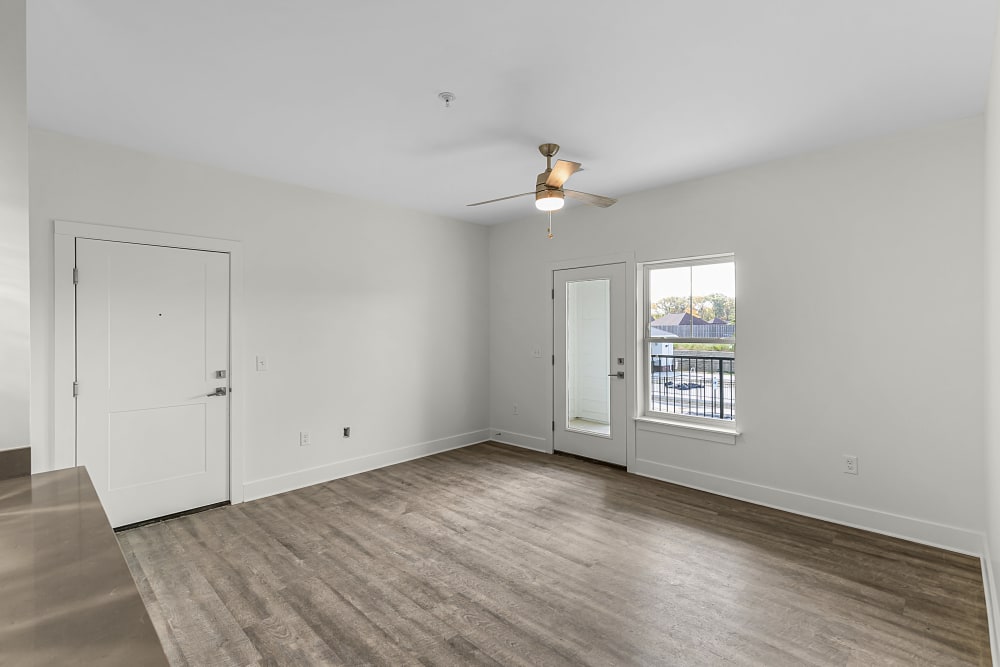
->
{"left": 114, "top": 501, "right": 230, "bottom": 532}
{"left": 553, "top": 450, "right": 626, "bottom": 471}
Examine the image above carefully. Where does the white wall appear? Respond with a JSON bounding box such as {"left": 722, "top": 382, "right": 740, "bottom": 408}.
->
{"left": 983, "top": 4, "right": 1000, "bottom": 651}
{"left": 0, "top": 0, "right": 30, "bottom": 452}
{"left": 490, "top": 117, "right": 986, "bottom": 552}
{"left": 29, "top": 129, "right": 490, "bottom": 493}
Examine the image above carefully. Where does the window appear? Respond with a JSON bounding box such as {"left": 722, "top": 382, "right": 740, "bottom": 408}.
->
{"left": 643, "top": 255, "right": 735, "bottom": 425}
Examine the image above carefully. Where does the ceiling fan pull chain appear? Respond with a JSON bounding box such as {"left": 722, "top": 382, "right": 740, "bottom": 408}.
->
{"left": 547, "top": 211, "right": 554, "bottom": 239}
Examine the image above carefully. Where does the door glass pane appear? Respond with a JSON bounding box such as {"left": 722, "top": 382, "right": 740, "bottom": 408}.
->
{"left": 565, "top": 279, "right": 611, "bottom": 436}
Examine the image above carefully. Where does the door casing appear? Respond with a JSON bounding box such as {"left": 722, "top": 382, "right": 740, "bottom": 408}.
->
{"left": 546, "top": 252, "right": 637, "bottom": 470}
{"left": 53, "top": 220, "right": 246, "bottom": 505}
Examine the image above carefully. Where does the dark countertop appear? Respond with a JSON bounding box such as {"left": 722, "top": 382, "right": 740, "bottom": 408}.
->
{"left": 0, "top": 467, "right": 169, "bottom": 666}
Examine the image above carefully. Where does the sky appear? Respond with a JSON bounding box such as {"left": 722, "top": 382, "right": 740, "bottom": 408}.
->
{"left": 649, "top": 261, "right": 735, "bottom": 303}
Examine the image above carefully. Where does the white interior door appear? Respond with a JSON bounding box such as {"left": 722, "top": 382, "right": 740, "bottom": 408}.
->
{"left": 554, "top": 263, "right": 627, "bottom": 465}
{"left": 76, "top": 239, "right": 230, "bottom": 527}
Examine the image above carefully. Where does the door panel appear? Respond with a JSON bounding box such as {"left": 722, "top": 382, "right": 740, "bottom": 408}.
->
{"left": 108, "top": 249, "right": 210, "bottom": 412}
{"left": 76, "top": 239, "right": 230, "bottom": 527}
{"left": 108, "top": 404, "right": 207, "bottom": 490}
{"left": 554, "top": 263, "right": 627, "bottom": 465}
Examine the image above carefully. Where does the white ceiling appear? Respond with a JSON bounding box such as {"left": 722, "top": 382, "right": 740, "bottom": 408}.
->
{"left": 27, "top": 1, "right": 998, "bottom": 225}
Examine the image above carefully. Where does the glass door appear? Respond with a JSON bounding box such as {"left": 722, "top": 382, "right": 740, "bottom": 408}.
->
{"left": 553, "top": 263, "right": 626, "bottom": 465}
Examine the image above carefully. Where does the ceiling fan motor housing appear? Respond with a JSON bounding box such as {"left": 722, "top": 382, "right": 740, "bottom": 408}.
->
{"left": 535, "top": 171, "right": 564, "bottom": 206}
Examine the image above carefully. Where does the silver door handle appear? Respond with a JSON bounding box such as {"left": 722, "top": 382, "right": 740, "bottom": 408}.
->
{"left": 608, "top": 372, "right": 624, "bottom": 379}
{"left": 207, "top": 387, "right": 228, "bottom": 396}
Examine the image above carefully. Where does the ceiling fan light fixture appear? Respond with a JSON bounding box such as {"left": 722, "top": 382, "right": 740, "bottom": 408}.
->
{"left": 466, "top": 143, "right": 616, "bottom": 211}
{"left": 535, "top": 190, "right": 564, "bottom": 211}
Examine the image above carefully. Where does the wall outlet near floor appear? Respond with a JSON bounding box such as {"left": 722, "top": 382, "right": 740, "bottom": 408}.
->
{"left": 255, "top": 355, "right": 268, "bottom": 372}
{"left": 513, "top": 402, "right": 519, "bottom": 415}
{"left": 843, "top": 455, "right": 858, "bottom": 475}
{"left": 343, "top": 426, "right": 351, "bottom": 438}
{"left": 299, "top": 431, "right": 311, "bottom": 446}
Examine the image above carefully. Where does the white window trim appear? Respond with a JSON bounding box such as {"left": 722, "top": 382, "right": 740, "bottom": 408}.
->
{"left": 641, "top": 253, "right": 736, "bottom": 434}
{"left": 635, "top": 416, "right": 737, "bottom": 444}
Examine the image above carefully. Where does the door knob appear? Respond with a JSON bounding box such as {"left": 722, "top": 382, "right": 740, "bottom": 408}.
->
{"left": 608, "top": 372, "right": 625, "bottom": 379}
{"left": 207, "top": 387, "right": 228, "bottom": 396}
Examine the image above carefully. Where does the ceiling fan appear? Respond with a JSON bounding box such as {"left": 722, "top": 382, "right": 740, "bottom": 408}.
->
{"left": 467, "top": 143, "right": 617, "bottom": 211}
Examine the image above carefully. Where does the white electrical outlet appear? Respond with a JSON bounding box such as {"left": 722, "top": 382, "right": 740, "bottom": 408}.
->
{"left": 513, "top": 402, "right": 519, "bottom": 415}
{"left": 256, "top": 355, "right": 268, "bottom": 372}
{"left": 843, "top": 455, "right": 858, "bottom": 475}
{"left": 299, "top": 431, "right": 311, "bottom": 446}
{"left": 531, "top": 346, "right": 542, "bottom": 358}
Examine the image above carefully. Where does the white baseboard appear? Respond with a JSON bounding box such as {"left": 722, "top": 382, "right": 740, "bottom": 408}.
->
{"left": 243, "top": 429, "right": 490, "bottom": 501}
{"left": 983, "top": 539, "right": 1000, "bottom": 666}
{"left": 632, "top": 457, "right": 984, "bottom": 557}
{"left": 488, "top": 428, "right": 550, "bottom": 453}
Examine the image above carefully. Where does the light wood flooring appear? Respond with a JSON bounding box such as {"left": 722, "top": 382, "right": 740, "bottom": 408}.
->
{"left": 119, "top": 442, "right": 991, "bottom": 666}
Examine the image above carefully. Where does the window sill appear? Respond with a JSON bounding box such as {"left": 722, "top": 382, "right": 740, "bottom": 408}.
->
{"left": 635, "top": 417, "right": 739, "bottom": 445}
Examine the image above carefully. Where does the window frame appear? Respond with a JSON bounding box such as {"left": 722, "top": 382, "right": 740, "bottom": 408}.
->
{"left": 642, "top": 253, "right": 736, "bottom": 430}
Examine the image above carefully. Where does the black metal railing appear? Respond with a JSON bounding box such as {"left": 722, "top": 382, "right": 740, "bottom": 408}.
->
{"left": 651, "top": 354, "right": 735, "bottom": 420}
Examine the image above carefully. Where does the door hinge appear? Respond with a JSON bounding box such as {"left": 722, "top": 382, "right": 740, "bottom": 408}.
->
{"left": 551, "top": 288, "right": 555, "bottom": 299}
{"left": 552, "top": 420, "right": 555, "bottom": 432}
{"left": 72, "top": 267, "right": 79, "bottom": 285}
{"left": 552, "top": 354, "right": 555, "bottom": 365}
{"left": 72, "top": 381, "right": 79, "bottom": 397}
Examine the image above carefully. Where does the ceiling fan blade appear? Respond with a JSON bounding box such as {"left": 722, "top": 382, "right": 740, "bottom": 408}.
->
{"left": 546, "top": 160, "right": 582, "bottom": 188}
{"left": 564, "top": 189, "right": 618, "bottom": 208}
{"left": 466, "top": 192, "right": 535, "bottom": 207}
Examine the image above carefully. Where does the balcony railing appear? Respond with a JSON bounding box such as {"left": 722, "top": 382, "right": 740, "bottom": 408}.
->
{"left": 651, "top": 354, "right": 735, "bottom": 420}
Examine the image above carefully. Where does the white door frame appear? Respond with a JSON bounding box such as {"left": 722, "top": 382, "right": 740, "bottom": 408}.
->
{"left": 53, "top": 220, "right": 246, "bottom": 505}
{"left": 547, "top": 252, "right": 637, "bottom": 470}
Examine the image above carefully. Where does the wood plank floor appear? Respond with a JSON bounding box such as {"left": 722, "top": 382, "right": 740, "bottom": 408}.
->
{"left": 119, "top": 442, "right": 991, "bottom": 666}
